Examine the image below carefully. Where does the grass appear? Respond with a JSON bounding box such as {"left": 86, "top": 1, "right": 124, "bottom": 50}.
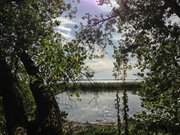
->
{"left": 76, "top": 127, "right": 117, "bottom": 135}
{"left": 64, "top": 122, "right": 118, "bottom": 135}
{"left": 63, "top": 120, "right": 172, "bottom": 135}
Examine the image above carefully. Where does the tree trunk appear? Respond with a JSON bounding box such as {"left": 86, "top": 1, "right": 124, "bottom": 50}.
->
{"left": 115, "top": 91, "right": 121, "bottom": 135}
{"left": 0, "top": 57, "right": 27, "bottom": 135}
{"left": 18, "top": 51, "right": 63, "bottom": 135}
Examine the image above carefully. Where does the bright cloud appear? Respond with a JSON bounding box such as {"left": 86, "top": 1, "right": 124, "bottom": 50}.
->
{"left": 58, "top": 17, "right": 77, "bottom": 25}
{"left": 86, "top": 55, "right": 140, "bottom": 80}
{"left": 54, "top": 17, "right": 77, "bottom": 39}
{"left": 86, "top": 56, "right": 114, "bottom": 79}
{"left": 165, "top": 14, "right": 180, "bottom": 26}
{"left": 86, "top": 56, "right": 114, "bottom": 73}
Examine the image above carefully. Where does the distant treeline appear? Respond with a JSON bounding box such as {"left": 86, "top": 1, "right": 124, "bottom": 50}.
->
{"left": 53, "top": 82, "right": 141, "bottom": 94}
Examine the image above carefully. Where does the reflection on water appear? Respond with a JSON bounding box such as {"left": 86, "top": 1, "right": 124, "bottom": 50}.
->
{"left": 56, "top": 91, "right": 142, "bottom": 123}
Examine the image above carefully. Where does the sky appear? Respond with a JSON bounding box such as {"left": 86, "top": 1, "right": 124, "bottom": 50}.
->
{"left": 56, "top": 0, "right": 139, "bottom": 80}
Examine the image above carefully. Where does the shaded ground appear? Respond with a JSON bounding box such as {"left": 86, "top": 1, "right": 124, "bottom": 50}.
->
{"left": 63, "top": 121, "right": 117, "bottom": 135}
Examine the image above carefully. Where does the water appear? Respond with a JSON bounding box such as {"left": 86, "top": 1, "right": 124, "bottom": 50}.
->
{"left": 56, "top": 90, "right": 142, "bottom": 123}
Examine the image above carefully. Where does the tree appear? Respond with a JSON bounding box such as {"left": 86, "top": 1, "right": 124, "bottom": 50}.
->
{"left": 115, "top": 1, "right": 180, "bottom": 134}
{"left": 113, "top": 0, "right": 180, "bottom": 134}
{"left": 0, "top": 0, "right": 90, "bottom": 135}
{"left": 113, "top": 45, "right": 130, "bottom": 135}
{"left": 78, "top": 0, "right": 180, "bottom": 134}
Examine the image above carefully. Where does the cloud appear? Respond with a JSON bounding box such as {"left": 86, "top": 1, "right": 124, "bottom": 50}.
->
{"left": 58, "top": 17, "right": 77, "bottom": 25}
{"left": 59, "top": 32, "right": 74, "bottom": 39}
{"left": 97, "top": 0, "right": 118, "bottom": 13}
{"left": 86, "top": 56, "right": 114, "bottom": 73}
{"left": 85, "top": 55, "right": 141, "bottom": 80}
{"left": 54, "top": 17, "right": 77, "bottom": 39}
{"left": 56, "top": 1, "right": 115, "bottom": 39}
{"left": 86, "top": 56, "right": 114, "bottom": 79}
{"left": 56, "top": 25, "right": 73, "bottom": 32}
{"left": 165, "top": 14, "right": 180, "bottom": 26}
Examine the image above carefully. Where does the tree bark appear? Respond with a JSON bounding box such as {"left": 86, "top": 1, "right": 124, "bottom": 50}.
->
{"left": 0, "top": 57, "right": 27, "bottom": 135}
{"left": 18, "top": 51, "right": 63, "bottom": 135}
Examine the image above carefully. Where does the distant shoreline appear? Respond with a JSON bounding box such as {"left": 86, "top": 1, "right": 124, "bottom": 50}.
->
{"left": 55, "top": 81, "right": 141, "bottom": 93}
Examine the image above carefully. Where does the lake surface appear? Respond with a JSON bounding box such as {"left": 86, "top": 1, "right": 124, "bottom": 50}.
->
{"left": 56, "top": 90, "right": 142, "bottom": 123}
